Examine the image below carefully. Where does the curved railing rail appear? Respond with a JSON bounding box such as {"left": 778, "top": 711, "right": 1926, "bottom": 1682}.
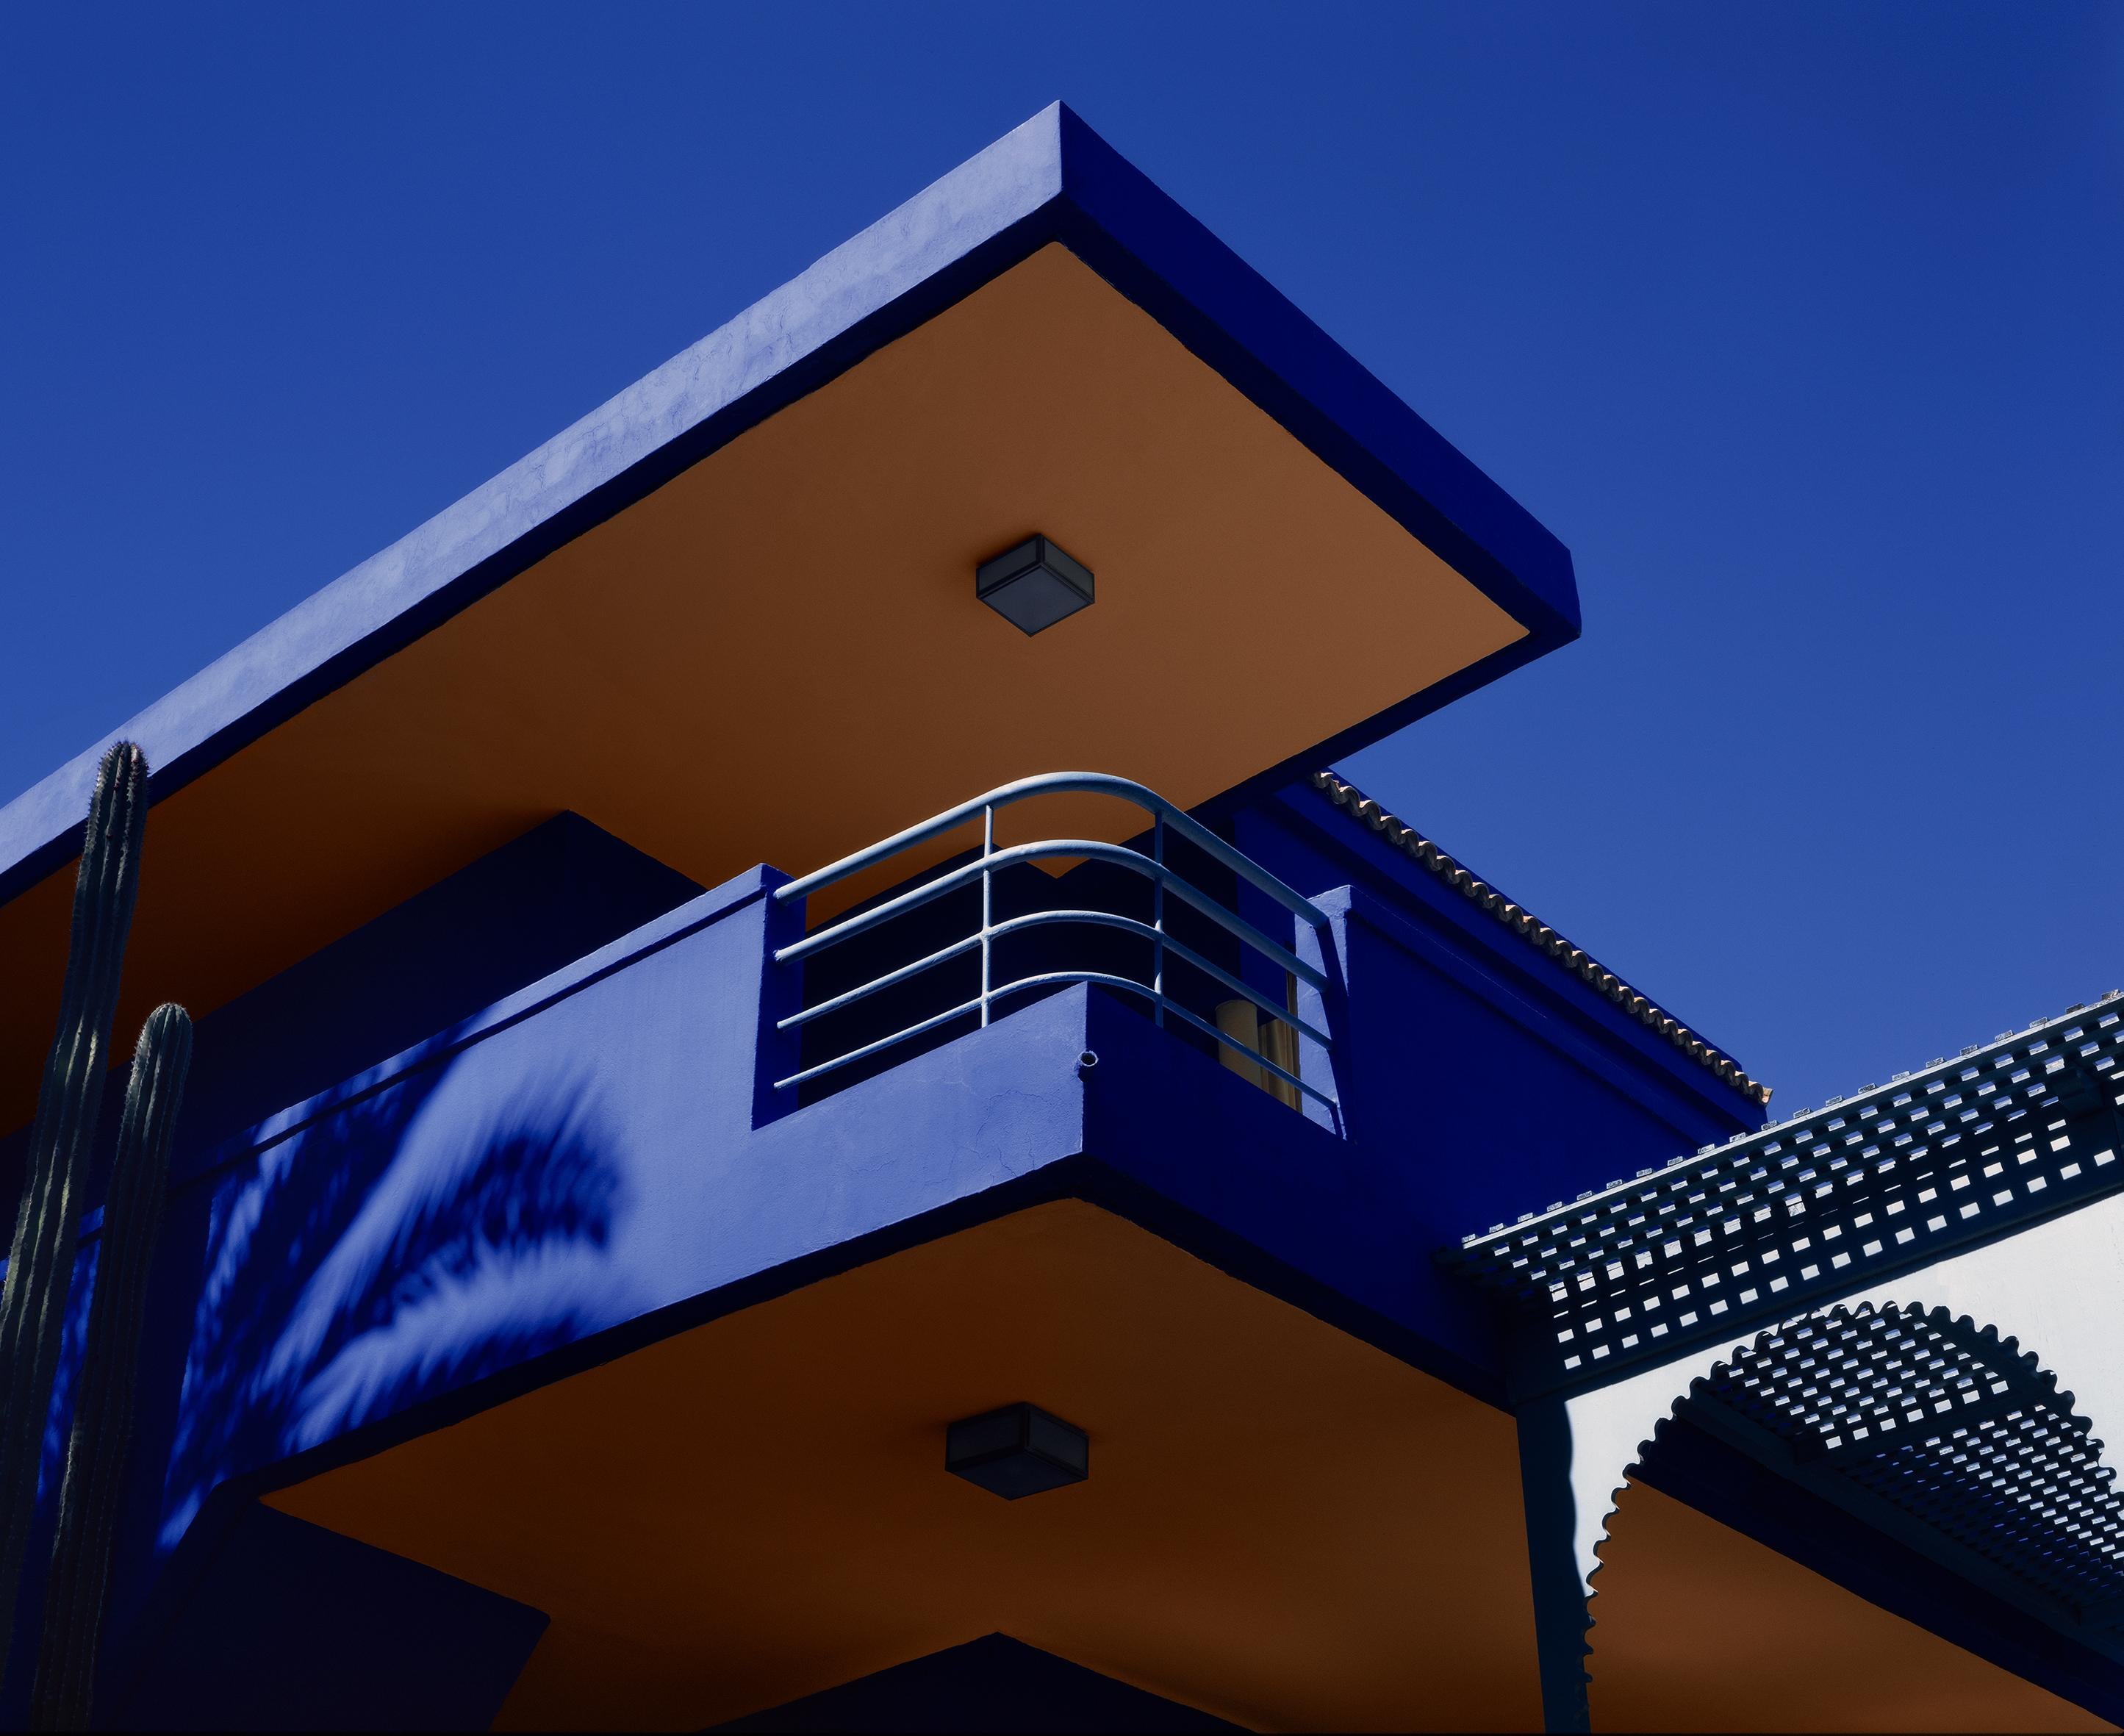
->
{"left": 772, "top": 772, "right": 1335, "bottom": 1105}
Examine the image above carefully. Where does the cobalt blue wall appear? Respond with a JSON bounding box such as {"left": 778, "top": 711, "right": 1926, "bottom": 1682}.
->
{"left": 82, "top": 858, "right": 1094, "bottom": 1724}
{"left": 171, "top": 811, "right": 703, "bottom": 1166}
{"left": 1230, "top": 778, "right": 1764, "bottom": 1154}
{"left": 0, "top": 811, "right": 701, "bottom": 1720}
{"left": 0, "top": 811, "right": 703, "bottom": 1227}
{"left": 7, "top": 790, "right": 1782, "bottom": 1725}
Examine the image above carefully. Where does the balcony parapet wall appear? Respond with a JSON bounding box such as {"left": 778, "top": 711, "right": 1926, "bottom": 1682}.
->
{"left": 112, "top": 863, "right": 1758, "bottom": 1551}
{"left": 19, "top": 825, "right": 1781, "bottom": 1713}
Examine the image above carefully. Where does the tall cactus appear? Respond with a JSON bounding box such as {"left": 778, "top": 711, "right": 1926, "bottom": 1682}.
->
{"left": 0, "top": 743, "right": 148, "bottom": 1688}
{"left": 30, "top": 1003, "right": 190, "bottom": 1732}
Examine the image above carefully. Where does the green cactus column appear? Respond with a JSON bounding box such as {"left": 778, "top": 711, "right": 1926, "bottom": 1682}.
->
{"left": 0, "top": 743, "right": 148, "bottom": 1690}
{"left": 29, "top": 1002, "right": 191, "bottom": 1732}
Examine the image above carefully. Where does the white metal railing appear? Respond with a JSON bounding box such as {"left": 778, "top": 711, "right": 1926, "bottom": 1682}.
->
{"left": 771, "top": 772, "right": 1335, "bottom": 1105}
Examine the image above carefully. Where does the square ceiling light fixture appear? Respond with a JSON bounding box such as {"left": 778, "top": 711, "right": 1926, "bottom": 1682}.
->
{"left": 946, "top": 1402, "right": 1089, "bottom": 1499}
{"left": 975, "top": 536, "right": 1094, "bottom": 636}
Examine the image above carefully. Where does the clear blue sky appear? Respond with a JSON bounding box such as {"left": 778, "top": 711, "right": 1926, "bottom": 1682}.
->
{"left": 4, "top": 4, "right": 2118, "bottom": 1113}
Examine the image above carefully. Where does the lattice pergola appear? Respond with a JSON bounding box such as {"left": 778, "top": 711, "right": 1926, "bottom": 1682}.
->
{"left": 1446, "top": 991, "right": 2124, "bottom": 1728}
{"left": 1679, "top": 1302, "right": 2124, "bottom": 1652}
{"left": 1448, "top": 994, "right": 2124, "bottom": 1393}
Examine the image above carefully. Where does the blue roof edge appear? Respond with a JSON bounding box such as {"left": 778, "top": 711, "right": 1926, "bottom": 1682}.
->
{"left": 1047, "top": 106, "right": 1579, "bottom": 649}
{"left": 0, "top": 102, "right": 1579, "bottom": 906}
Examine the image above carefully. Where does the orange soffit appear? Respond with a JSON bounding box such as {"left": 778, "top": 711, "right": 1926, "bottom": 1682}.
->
{"left": 0, "top": 107, "right": 1579, "bottom": 1131}
{"left": 269, "top": 1201, "right": 1546, "bottom": 1733}
{"left": 1589, "top": 1478, "right": 2113, "bottom": 1734}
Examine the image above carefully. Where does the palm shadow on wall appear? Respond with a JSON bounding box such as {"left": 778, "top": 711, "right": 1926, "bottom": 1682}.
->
{"left": 159, "top": 1030, "right": 628, "bottom": 1548}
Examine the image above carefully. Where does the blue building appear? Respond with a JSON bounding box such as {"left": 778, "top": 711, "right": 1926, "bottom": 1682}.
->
{"left": 0, "top": 106, "right": 2117, "bottom": 1732}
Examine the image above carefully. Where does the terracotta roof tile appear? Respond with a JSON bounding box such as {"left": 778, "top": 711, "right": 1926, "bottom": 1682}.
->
{"left": 1311, "top": 770, "right": 1771, "bottom": 1105}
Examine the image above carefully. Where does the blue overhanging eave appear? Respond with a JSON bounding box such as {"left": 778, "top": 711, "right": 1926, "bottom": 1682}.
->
{"left": 0, "top": 101, "right": 1579, "bottom": 909}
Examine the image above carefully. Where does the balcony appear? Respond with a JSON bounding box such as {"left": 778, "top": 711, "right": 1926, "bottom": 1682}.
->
{"left": 771, "top": 773, "right": 1338, "bottom": 1114}
{"left": 145, "top": 786, "right": 1346, "bottom": 1543}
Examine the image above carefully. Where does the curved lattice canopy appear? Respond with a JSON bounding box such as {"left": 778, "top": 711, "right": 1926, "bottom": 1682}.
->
{"left": 1676, "top": 1302, "right": 2124, "bottom": 1649}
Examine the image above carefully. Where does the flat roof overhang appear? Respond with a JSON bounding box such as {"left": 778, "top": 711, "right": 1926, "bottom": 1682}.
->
{"left": 266, "top": 1199, "right": 1546, "bottom": 1732}
{"left": 0, "top": 104, "right": 1579, "bottom": 1128}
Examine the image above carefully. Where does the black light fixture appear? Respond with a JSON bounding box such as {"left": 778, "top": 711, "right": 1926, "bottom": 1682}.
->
{"left": 975, "top": 536, "right": 1094, "bottom": 636}
{"left": 945, "top": 1402, "right": 1089, "bottom": 1499}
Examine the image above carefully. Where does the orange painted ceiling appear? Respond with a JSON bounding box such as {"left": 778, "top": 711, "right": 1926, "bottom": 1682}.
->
{"left": 0, "top": 243, "right": 1524, "bottom": 1133}
{"left": 268, "top": 1200, "right": 1546, "bottom": 1732}
{"left": 1589, "top": 1476, "right": 2111, "bottom": 1733}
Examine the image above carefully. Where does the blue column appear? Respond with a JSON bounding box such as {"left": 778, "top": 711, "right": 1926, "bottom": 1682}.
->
{"left": 1517, "top": 1396, "right": 1593, "bottom": 1733}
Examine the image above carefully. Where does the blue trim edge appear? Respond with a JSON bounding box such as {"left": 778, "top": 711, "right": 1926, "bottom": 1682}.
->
{"left": 0, "top": 102, "right": 1579, "bottom": 908}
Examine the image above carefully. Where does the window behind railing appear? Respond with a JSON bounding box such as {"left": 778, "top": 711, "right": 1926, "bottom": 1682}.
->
{"left": 769, "top": 774, "right": 1335, "bottom": 1110}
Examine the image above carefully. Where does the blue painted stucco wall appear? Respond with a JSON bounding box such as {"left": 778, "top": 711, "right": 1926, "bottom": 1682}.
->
{"left": 0, "top": 94, "right": 1622, "bottom": 1733}
{"left": 0, "top": 784, "right": 1765, "bottom": 1725}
